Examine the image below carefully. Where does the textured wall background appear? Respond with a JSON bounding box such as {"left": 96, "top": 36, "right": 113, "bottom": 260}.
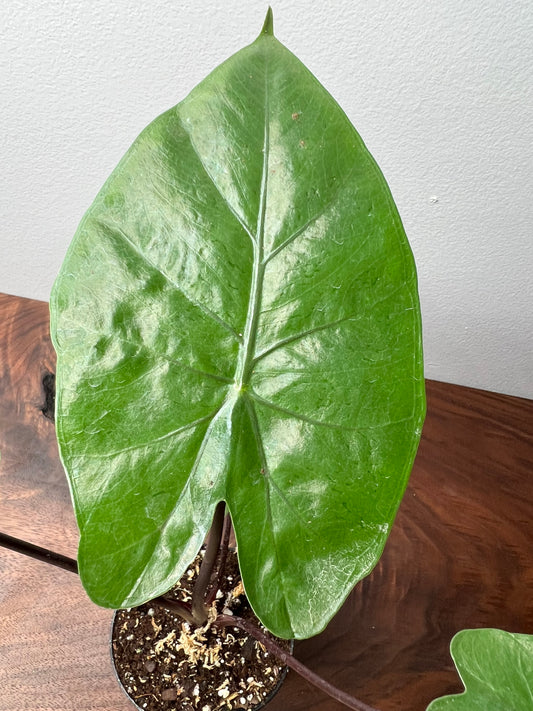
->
{"left": 1, "top": 0, "right": 532, "bottom": 398}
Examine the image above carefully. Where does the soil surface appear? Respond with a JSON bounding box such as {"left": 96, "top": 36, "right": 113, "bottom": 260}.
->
{"left": 112, "top": 550, "right": 291, "bottom": 711}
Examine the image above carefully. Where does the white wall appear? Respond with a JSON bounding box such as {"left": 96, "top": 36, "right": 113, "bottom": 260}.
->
{"left": 1, "top": 0, "right": 532, "bottom": 398}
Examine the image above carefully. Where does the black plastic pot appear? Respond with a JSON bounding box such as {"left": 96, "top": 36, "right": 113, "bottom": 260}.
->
{"left": 110, "top": 610, "right": 291, "bottom": 711}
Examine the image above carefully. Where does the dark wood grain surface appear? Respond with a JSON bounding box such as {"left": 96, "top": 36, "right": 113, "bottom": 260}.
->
{"left": 1, "top": 292, "right": 532, "bottom": 711}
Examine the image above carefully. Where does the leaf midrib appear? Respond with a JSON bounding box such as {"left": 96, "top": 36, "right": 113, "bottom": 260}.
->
{"left": 234, "top": 50, "right": 270, "bottom": 390}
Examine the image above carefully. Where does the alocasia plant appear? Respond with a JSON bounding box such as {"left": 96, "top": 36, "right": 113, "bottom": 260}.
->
{"left": 50, "top": 9, "right": 425, "bottom": 642}
{"left": 427, "top": 629, "right": 533, "bottom": 710}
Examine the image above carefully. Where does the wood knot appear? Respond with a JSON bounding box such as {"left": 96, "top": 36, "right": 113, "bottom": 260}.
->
{"left": 41, "top": 371, "right": 55, "bottom": 422}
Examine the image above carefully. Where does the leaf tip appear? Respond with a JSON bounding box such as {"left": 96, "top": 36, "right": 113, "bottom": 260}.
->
{"left": 260, "top": 7, "right": 274, "bottom": 36}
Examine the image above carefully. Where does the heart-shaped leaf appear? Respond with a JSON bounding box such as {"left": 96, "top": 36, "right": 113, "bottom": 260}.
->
{"left": 50, "top": 12, "right": 425, "bottom": 639}
{"left": 427, "top": 629, "right": 533, "bottom": 710}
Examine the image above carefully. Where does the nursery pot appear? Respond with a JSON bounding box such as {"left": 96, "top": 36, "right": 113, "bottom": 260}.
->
{"left": 110, "top": 549, "right": 292, "bottom": 711}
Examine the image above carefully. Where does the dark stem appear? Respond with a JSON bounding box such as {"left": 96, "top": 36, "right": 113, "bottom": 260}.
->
{"left": 191, "top": 500, "right": 226, "bottom": 624}
{"left": 0, "top": 531, "right": 78, "bottom": 574}
{"left": 151, "top": 595, "right": 197, "bottom": 625}
{"left": 0, "top": 531, "right": 203, "bottom": 627}
{"left": 206, "top": 511, "right": 232, "bottom": 606}
{"left": 216, "top": 614, "right": 380, "bottom": 711}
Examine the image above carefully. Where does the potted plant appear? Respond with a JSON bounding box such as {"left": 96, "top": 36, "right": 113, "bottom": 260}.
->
{"left": 3, "top": 11, "right": 531, "bottom": 711}
{"left": 4, "top": 9, "right": 429, "bottom": 711}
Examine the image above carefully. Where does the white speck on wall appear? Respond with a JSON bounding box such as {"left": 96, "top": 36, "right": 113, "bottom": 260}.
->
{"left": 1, "top": 0, "right": 532, "bottom": 399}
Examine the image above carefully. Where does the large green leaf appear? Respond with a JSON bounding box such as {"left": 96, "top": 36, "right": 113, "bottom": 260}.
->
{"left": 427, "top": 629, "right": 533, "bottom": 710}
{"left": 50, "top": 12, "right": 425, "bottom": 639}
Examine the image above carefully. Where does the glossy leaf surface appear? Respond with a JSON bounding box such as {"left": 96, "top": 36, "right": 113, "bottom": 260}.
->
{"left": 427, "top": 629, "right": 533, "bottom": 710}
{"left": 50, "top": 14, "right": 425, "bottom": 639}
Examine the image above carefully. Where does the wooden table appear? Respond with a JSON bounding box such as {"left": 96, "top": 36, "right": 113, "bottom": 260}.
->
{"left": 1, "top": 291, "right": 532, "bottom": 711}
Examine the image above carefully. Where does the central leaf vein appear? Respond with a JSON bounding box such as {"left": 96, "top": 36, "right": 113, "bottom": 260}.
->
{"left": 234, "top": 56, "right": 271, "bottom": 388}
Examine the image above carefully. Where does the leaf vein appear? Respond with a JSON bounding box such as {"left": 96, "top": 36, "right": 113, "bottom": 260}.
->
{"left": 75, "top": 408, "right": 223, "bottom": 459}
{"left": 253, "top": 314, "right": 362, "bottom": 364}
{"left": 243, "top": 394, "right": 293, "bottom": 628}
{"left": 100, "top": 221, "right": 242, "bottom": 342}
{"left": 263, "top": 161, "right": 359, "bottom": 264}
{"left": 176, "top": 111, "right": 257, "bottom": 247}
{"left": 249, "top": 391, "right": 358, "bottom": 432}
